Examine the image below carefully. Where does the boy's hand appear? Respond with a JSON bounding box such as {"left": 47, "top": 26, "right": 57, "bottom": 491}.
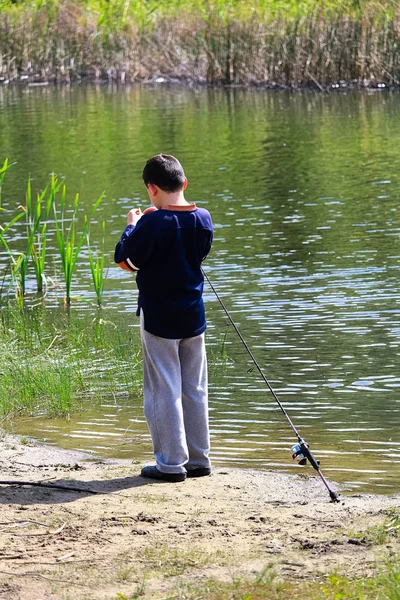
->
{"left": 127, "top": 208, "right": 143, "bottom": 226}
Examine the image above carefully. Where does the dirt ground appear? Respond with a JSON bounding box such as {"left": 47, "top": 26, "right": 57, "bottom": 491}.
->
{"left": 0, "top": 433, "right": 399, "bottom": 600}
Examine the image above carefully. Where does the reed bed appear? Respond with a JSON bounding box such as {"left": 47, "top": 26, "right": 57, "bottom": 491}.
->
{"left": 0, "top": 0, "right": 399, "bottom": 87}
{"left": 0, "top": 167, "right": 104, "bottom": 306}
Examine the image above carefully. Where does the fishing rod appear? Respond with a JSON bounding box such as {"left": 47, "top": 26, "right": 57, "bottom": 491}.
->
{"left": 202, "top": 268, "right": 339, "bottom": 503}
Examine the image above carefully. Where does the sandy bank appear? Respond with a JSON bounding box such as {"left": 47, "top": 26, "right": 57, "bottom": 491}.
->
{"left": 0, "top": 433, "right": 399, "bottom": 599}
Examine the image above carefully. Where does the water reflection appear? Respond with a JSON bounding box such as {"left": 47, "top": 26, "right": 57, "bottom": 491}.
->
{"left": 1, "top": 85, "right": 400, "bottom": 493}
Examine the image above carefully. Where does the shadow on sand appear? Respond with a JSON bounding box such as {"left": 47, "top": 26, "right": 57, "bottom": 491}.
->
{"left": 0, "top": 473, "right": 179, "bottom": 505}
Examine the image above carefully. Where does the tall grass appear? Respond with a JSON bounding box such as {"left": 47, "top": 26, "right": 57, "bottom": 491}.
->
{"left": 53, "top": 186, "right": 103, "bottom": 304}
{"left": 13, "top": 177, "right": 48, "bottom": 298}
{"left": 87, "top": 219, "right": 106, "bottom": 308}
{"left": 30, "top": 175, "right": 61, "bottom": 293}
{"left": 0, "top": 0, "right": 399, "bottom": 87}
{"left": 0, "top": 307, "right": 142, "bottom": 418}
{"left": 1, "top": 178, "right": 49, "bottom": 302}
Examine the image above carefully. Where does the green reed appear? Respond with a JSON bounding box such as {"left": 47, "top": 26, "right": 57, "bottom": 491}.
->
{"left": 3, "top": 178, "right": 51, "bottom": 304}
{"left": 15, "top": 177, "right": 49, "bottom": 297}
{"left": 53, "top": 184, "right": 103, "bottom": 305}
{"left": 1, "top": 178, "right": 47, "bottom": 302}
{"left": 0, "top": 207, "right": 25, "bottom": 303}
{"left": 30, "top": 174, "right": 61, "bottom": 293}
{"left": 0, "top": 207, "right": 25, "bottom": 248}
{"left": 1, "top": 167, "right": 105, "bottom": 306}
{"left": 87, "top": 219, "right": 106, "bottom": 308}
{"left": 0, "top": 158, "right": 11, "bottom": 210}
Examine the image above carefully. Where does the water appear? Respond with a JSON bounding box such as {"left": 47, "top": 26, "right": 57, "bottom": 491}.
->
{"left": 1, "top": 84, "right": 400, "bottom": 493}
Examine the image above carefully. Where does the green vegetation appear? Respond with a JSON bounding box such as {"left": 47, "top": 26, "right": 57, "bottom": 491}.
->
{"left": 349, "top": 508, "right": 400, "bottom": 546}
{"left": 0, "top": 208, "right": 25, "bottom": 297}
{"left": 27, "top": 177, "right": 53, "bottom": 294}
{"left": 0, "top": 158, "right": 11, "bottom": 210}
{"left": 87, "top": 220, "right": 107, "bottom": 308}
{"left": 10, "top": 178, "right": 48, "bottom": 300}
{"left": 147, "top": 557, "right": 400, "bottom": 599}
{"left": 0, "top": 166, "right": 104, "bottom": 307}
{"left": 0, "top": 307, "right": 142, "bottom": 417}
{"left": 0, "top": 0, "right": 399, "bottom": 86}
{"left": 53, "top": 182, "right": 103, "bottom": 305}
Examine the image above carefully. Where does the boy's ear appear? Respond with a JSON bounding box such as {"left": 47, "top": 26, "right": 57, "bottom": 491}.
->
{"left": 147, "top": 183, "right": 158, "bottom": 196}
{"left": 183, "top": 178, "right": 188, "bottom": 190}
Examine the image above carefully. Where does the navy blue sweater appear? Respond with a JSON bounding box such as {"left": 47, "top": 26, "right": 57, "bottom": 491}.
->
{"left": 114, "top": 204, "right": 213, "bottom": 339}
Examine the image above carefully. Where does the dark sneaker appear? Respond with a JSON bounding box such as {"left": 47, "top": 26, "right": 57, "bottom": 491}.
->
{"left": 141, "top": 465, "right": 186, "bottom": 482}
{"left": 186, "top": 467, "right": 212, "bottom": 478}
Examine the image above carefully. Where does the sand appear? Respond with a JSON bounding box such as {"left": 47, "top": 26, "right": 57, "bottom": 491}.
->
{"left": 0, "top": 433, "right": 399, "bottom": 599}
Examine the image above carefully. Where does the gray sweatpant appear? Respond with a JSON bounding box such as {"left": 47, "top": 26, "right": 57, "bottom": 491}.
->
{"left": 140, "top": 312, "right": 211, "bottom": 474}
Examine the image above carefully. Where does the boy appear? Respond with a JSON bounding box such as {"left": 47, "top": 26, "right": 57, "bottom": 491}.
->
{"left": 114, "top": 154, "right": 214, "bottom": 482}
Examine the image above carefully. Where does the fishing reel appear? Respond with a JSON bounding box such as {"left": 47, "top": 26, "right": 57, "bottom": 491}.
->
{"left": 291, "top": 443, "right": 307, "bottom": 465}
{"left": 291, "top": 442, "right": 320, "bottom": 467}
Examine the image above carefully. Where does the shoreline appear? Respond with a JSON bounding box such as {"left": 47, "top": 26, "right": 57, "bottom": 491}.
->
{"left": 0, "top": 76, "right": 397, "bottom": 93}
{"left": 1, "top": 432, "right": 399, "bottom": 598}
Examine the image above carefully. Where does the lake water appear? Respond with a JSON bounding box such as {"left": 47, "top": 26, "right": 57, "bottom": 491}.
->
{"left": 1, "top": 84, "right": 400, "bottom": 494}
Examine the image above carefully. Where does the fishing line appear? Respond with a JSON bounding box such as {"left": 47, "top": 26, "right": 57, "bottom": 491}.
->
{"left": 203, "top": 268, "right": 339, "bottom": 503}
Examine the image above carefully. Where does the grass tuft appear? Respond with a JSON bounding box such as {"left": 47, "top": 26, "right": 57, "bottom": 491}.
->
{"left": 0, "top": 307, "right": 142, "bottom": 418}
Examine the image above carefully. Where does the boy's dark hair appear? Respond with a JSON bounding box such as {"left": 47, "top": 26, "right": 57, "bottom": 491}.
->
{"left": 142, "top": 154, "right": 186, "bottom": 193}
